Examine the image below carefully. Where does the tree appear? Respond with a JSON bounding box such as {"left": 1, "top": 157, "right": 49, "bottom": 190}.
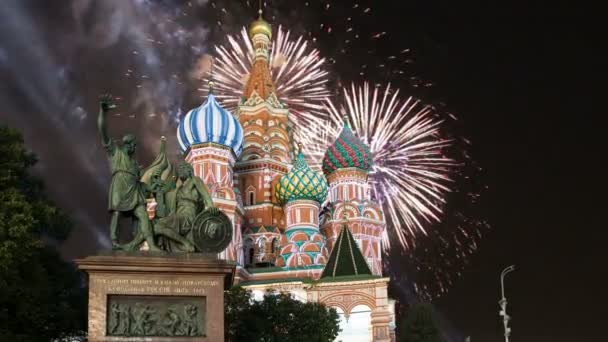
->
{"left": 225, "top": 287, "right": 341, "bottom": 342}
{"left": 224, "top": 286, "right": 263, "bottom": 341}
{"left": 398, "top": 303, "right": 444, "bottom": 342}
{"left": 0, "top": 126, "right": 86, "bottom": 341}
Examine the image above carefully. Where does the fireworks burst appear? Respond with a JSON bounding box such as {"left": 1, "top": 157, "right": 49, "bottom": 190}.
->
{"left": 301, "top": 82, "right": 457, "bottom": 249}
{"left": 201, "top": 26, "right": 331, "bottom": 128}
{"left": 298, "top": 82, "right": 487, "bottom": 299}
{"left": 206, "top": 3, "right": 488, "bottom": 300}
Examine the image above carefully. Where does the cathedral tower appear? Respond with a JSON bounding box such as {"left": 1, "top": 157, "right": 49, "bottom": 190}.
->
{"left": 275, "top": 146, "right": 329, "bottom": 268}
{"left": 177, "top": 87, "right": 245, "bottom": 264}
{"left": 320, "top": 119, "right": 386, "bottom": 275}
{"left": 236, "top": 11, "right": 292, "bottom": 267}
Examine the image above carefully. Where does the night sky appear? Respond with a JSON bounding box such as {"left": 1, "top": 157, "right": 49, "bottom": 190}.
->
{"left": 0, "top": 1, "right": 603, "bottom": 341}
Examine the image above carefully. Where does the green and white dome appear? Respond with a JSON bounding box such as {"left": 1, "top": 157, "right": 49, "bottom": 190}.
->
{"left": 276, "top": 149, "right": 328, "bottom": 204}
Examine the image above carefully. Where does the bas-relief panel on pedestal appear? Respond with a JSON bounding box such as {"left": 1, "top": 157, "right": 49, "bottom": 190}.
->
{"left": 106, "top": 295, "right": 206, "bottom": 338}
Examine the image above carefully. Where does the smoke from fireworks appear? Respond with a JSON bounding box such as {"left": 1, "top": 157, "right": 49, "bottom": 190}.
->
{"left": 200, "top": 26, "right": 331, "bottom": 128}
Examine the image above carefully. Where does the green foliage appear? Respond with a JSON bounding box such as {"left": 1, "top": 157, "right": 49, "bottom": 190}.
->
{"left": 224, "top": 286, "right": 263, "bottom": 341}
{"left": 225, "top": 286, "right": 341, "bottom": 342}
{"left": 398, "top": 303, "right": 444, "bottom": 342}
{"left": 0, "top": 126, "right": 86, "bottom": 341}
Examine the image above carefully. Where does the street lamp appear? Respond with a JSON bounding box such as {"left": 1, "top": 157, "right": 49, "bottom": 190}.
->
{"left": 499, "top": 265, "right": 515, "bottom": 342}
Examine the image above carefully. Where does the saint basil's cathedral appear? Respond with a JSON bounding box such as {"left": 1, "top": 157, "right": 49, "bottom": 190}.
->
{"left": 175, "top": 13, "right": 395, "bottom": 341}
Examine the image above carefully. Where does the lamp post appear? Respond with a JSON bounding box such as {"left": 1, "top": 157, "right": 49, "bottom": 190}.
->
{"left": 499, "top": 265, "right": 515, "bottom": 342}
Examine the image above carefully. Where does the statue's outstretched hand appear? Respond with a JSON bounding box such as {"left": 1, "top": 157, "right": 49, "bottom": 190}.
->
{"left": 99, "top": 94, "right": 117, "bottom": 112}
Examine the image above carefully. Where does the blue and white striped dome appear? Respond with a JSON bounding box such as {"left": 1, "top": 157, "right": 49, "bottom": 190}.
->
{"left": 177, "top": 94, "right": 244, "bottom": 156}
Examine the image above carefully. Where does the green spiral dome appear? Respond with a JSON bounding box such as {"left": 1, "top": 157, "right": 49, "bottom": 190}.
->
{"left": 276, "top": 150, "right": 328, "bottom": 204}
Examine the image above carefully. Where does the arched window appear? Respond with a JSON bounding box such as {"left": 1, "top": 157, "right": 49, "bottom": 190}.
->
{"left": 246, "top": 186, "right": 256, "bottom": 206}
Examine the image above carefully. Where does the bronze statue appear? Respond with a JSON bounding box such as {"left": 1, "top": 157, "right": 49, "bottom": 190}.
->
{"left": 98, "top": 94, "right": 232, "bottom": 253}
{"left": 98, "top": 94, "right": 161, "bottom": 251}
{"left": 142, "top": 154, "right": 232, "bottom": 253}
{"left": 151, "top": 162, "right": 223, "bottom": 252}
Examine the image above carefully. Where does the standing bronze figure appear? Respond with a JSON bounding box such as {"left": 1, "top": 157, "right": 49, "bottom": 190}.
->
{"left": 98, "top": 94, "right": 161, "bottom": 251}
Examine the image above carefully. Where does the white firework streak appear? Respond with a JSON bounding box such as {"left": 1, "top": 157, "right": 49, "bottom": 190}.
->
{"left": 299, "top": 82, "right": 457, "bottom": 251}
{"left": 202, "top": 26, "right": 330, "bottom": 127}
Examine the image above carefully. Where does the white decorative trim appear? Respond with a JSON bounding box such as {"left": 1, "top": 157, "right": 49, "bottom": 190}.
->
{"left": 284, "top": 200, "right": 320, "bottom": 210}
{"left": 238, "top": 101, "right": 289, "bottom": 117}
{"left": 243, "top": 141, "right": 263, "bottom": 149}
{"left": 235, "top": 157, "right": 290, "bottom": 171}
{"left": 243, "top": 91, "right": 265, "bottom": 107}
{"left": 266, "top": 92, "right": 284, "bottom": 108}
{"left": 313, "top": 277, "right": 390, "bottom": 288}
{"left": 244, "top": 203, "right": 275, "bottom": 210}
{"left": 212, "top": 198, "right": 238, "bottom": 206}
{"left": 187, "top": 144, "right": 236, "bottom": 165}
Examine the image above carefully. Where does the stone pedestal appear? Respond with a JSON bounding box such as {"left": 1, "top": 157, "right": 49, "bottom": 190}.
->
{"left": 77, "top": 252, "right": 235, "bottom": 342}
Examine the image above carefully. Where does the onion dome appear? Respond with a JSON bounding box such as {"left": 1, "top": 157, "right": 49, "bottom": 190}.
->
{"left": 276, "top": 147, "right": 328, "bottom": 204}
{"left": 322, "top": 119, "right": 373, "bottom": 176}
{"left": 249, "top": 10, "right": 272, "bottom": 39}
{"left": 177, "top": 91, "right": 244, "bottom": 156}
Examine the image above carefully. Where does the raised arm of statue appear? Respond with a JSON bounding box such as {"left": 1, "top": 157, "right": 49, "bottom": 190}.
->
{"left": 98, "top": 94, "right": 117, "bottom": 153}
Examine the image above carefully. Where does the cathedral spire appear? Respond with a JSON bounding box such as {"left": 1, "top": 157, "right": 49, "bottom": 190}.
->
{"left": 244, "top": 7, "right": 275, "bottom": 100}
{"left": 320, "top": 215, "right": 373, "bottom": 279}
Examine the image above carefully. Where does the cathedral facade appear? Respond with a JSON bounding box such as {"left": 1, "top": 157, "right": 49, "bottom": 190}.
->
{"left": 176, "top": 14, "right": 395, "bottom": 342}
